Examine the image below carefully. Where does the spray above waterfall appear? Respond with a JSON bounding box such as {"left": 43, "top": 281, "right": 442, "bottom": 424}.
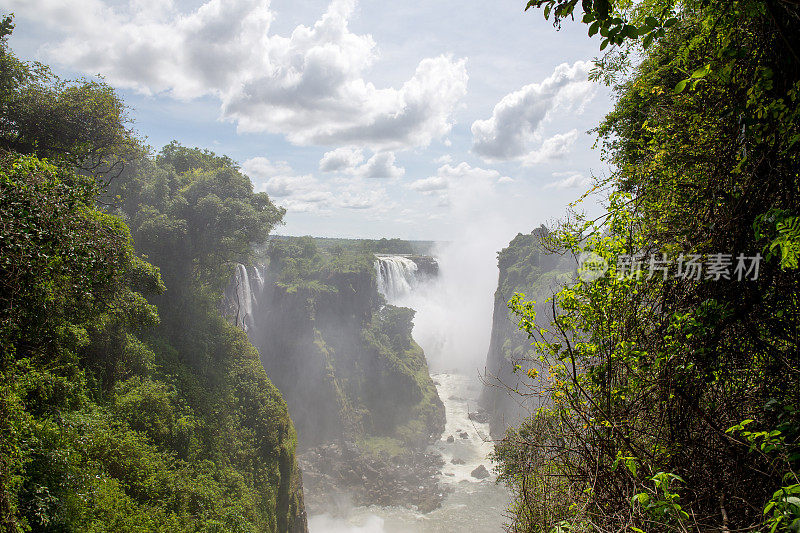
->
{"left": 373, "top": 248, "right": 496, "bottom": 374}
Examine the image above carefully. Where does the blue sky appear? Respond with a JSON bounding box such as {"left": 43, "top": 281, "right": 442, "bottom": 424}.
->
{"left": 3, "top": 0, "right": 613, "bottom": 241}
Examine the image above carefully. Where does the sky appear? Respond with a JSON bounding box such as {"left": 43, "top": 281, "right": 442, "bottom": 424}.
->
{"left": 2, "top": 0, "right": 614, "bottom": 241}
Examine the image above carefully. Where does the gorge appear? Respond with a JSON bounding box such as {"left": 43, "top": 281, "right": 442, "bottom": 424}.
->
{"left": 225, "top": 239, "right": 523, "bottom": 532}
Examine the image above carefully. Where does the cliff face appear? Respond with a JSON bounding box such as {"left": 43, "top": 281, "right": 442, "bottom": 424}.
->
{"left": 232, "top": 251, "right": 445, "bottom": 452}
{"left": 480, "top": 227, "right": 572, "bottom": 438}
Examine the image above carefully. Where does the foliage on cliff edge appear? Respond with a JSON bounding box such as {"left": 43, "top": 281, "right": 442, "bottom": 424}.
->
{"left": 0, "top": 19, "right": 305, "bottom": 532}
{"left": 495, "top": 1, "right": 800, "bottom": 531}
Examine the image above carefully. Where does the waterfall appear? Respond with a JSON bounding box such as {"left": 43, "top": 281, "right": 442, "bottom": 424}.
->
{"left": 375, "top": 255, "right": 419, "bottom": 302}
{"left": 234, "top": 264, "right": 262, "bottom": 331}
{"left": 252, "top": 264, "right": 265, "bottom": 294}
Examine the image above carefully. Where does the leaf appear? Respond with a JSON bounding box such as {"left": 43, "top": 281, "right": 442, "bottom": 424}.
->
{"left": 674, "top": 79, "right": 688, "bottom": 93}
{"left": 623, "top": 25, "right": 639, "bottom": 39}
{"left": 691, "top": 64, "right": 711, "bottom": 79}
{"left": 588, "top": 21, "right": 600, "bottom": 36}
{"left": 664, "top": 17, "right": 678, "bottom": 27}
{"left": 595, "top": 0, "right": 610, "bottom": 19}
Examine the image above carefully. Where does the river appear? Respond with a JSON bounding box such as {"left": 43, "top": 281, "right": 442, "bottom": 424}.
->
{"left": 307, "top": 372, "right": 510, "bottom": 532}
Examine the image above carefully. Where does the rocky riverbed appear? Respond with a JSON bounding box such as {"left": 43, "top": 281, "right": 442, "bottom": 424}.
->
{"left": 299, "top": 442, "right": 452, "bottom": 514}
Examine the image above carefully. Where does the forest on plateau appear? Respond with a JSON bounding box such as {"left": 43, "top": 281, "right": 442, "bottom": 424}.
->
{"left": 493, "top": 0, "right": 800, "bottom": 532}
{"left": 0, "top": 18, "right": 306, "bottom": 532}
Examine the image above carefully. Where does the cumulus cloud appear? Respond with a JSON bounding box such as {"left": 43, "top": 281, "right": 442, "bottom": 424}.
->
{"left": 471, "top": 61, "right": 594, "bottom": 162}
{"left": 409, "top": 162, "right": 510, "bottom": 198}
{"left": 353, "top": 152, "right": 404, "bottom": 179}
{"left": 544, "top": 171, "right": 592, "bottom": 189}
{"left": 337, "top": 188, "right": 390, "bottom": 209}
{"left": 13, "top": 0, "right": 468, "bottom": 149}
{"left": 262, "top": 175, "right": 320, "bottom": 197}
{"left": 522, "top": 129, "right": 578, "bottom": 166}
{"left": 320, "top": 149, "right": 404, "bottom": 180}
{"left": 319, "top": 147, "right": 364, "bottom": 172}
{"left": 242, "top": 156, "right": 292, "bottom": 180}
{"left": 242, "top": 155, "right": 392, "bottom": 212}
{"left": 409, "top": 176, "right": 448, "bottom": 192}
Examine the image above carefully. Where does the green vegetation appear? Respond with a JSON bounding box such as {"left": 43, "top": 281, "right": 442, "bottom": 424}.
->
{"left": 494, "top": 1, "right": 800, "bottom": 531}
{"left": 0, "top": 18, "right": 304, "bottom": 532}
{"left": 269, "top": 235, "right": 437, "bottom": 256}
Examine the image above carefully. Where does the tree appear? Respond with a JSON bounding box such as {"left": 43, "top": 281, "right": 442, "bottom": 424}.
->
{"left": 495, "top": 1, "right": 800, "bottom": 531}
{"left": 0, "top": 15, "right": 143, "bottom": 183}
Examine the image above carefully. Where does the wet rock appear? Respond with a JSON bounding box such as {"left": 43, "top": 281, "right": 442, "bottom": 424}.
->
{"left": 446, "top": 435, "right": 455, "bottom": 443}
{"left": 470, "top": 465, "right": 490, "bottom": 479}
{"left": 299, "top": 443, "right": 451, "bottom": 516}
{"left": 467, "top": 410, "right": 489, "bottom": 424}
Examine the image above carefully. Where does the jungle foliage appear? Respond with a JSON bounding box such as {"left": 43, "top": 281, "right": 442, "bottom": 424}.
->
{"left": 495, "top": 1, "right": 800, "bottom": 532}
{"left": 0, "top": 19, "right": 304, "bottom": 533}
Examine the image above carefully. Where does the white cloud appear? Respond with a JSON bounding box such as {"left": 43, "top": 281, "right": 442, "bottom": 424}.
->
{"left": 320, "top": 148, "right": 404, "bottom": 179}
{"left": 544, "top": 171, "right": 592, "bottom": 189}
{"left": 409, "top": 176, "right": 448, "bottom": 192}
{"left": 337, "top": 188, "right": 390, "bottom": 209}
{"left": 435, "top": 162, "right": 510, "bottom": 183}
{"left": 410, "top": 161, "right": 510, "bottom": 198}
{"left": 522, "top": 129, "right": 579, "bottom": 166}
{"left": 471, "top": 61, "right": 594, "bottom": 162}
{"left": 353, "top": 152, "right": 404, "bottom": 180}
{"left": 12, "top": 0, "right": 468, "bottom": 149}
{"left": 434, "top": 154, "right": 453, "bottom": 164}
{"left": 243, "top": 155, "right": 392, "bottom": 212}
{"left": 319, "top": 147, "right": 364, "bottom": 172}
{"left": 241, "top": 156, "right": 292, "bottom": 180}
{"left": 262, "top": 175, "right": 319, "bottom": 197}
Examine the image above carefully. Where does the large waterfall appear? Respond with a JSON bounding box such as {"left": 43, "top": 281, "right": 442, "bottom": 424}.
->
{"left": 375, "top": 255, "right": 420, "bottom": 301}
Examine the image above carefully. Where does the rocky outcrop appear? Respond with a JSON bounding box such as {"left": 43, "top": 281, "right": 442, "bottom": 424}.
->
{"left": 408, "top": 255, "right": 439, "bottom": 278}
{"left": 470, "top": 465, "right": 490, "bottom": 479}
